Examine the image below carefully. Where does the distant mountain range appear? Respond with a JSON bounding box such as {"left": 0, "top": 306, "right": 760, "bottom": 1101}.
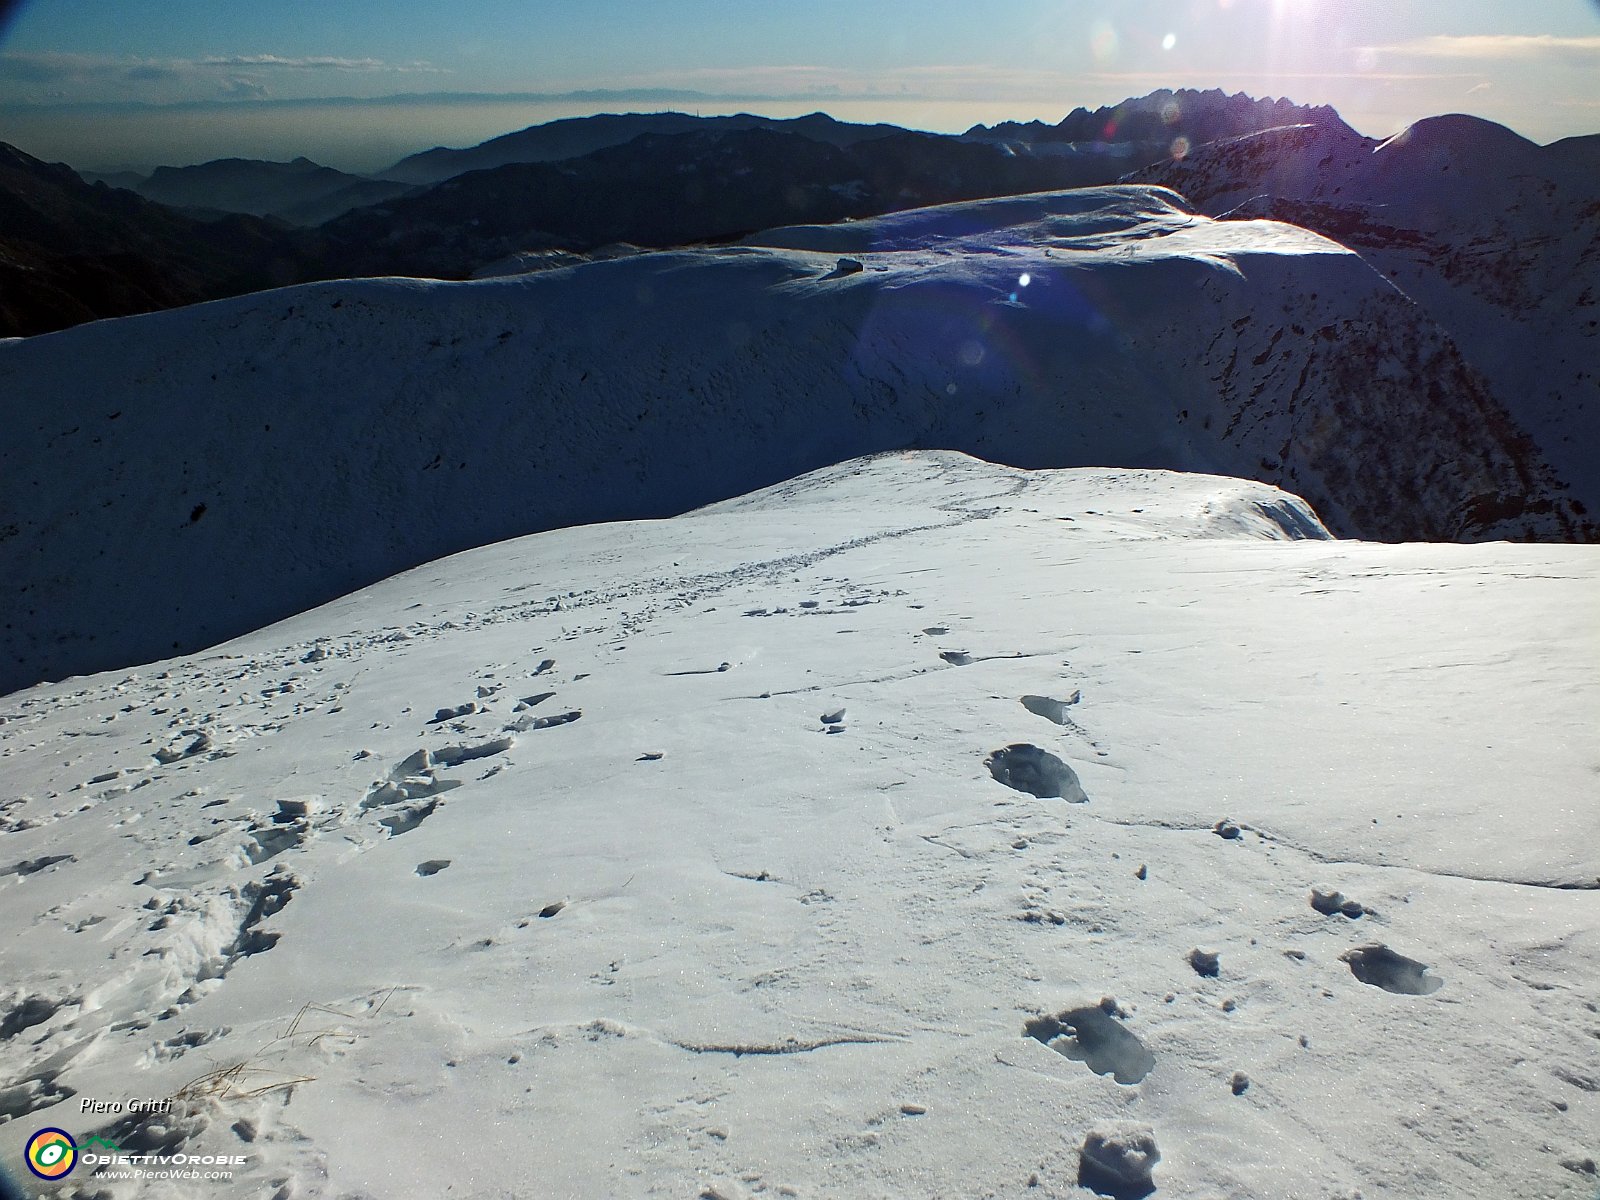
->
{"left": 380, "top": 110, "right": 916, "bottom": 184}
{"left": 0, "top": 91, "right": 1394, "bottom": 337}
{"left": 318, "top": 126, "right": 1127, "bottom": 280}
{"left": 967, "top": 88, "right": 1342, "bottom": 149}
{"left": 129, "top": 156, "right": 417, "bottom": 226}
{"left": 0, "top": 143, "right": 320, "bottom": 338}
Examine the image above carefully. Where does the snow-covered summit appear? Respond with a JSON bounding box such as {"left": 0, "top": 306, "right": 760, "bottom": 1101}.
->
{"left": 0, "top": 452, "right": 1594, "bottom": 1199}
{"left": 743, "top": 184, "right": 1343, "bottom": 260}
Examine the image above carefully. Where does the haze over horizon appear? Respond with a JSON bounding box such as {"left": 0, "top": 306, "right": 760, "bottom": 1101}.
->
{"left": 1, "top": 0, "right": 1597, "bottom": 173}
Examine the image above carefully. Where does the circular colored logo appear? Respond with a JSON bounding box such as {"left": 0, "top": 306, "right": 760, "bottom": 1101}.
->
{"left": 25, "top": 1128, "right": 77, "bottom": 1180}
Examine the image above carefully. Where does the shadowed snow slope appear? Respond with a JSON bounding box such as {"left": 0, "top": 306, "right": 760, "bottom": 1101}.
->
{"left": 0, "top": 185, "right": 1587, "bottom": 694}
{"left": 0, "top": 453, "right": 1595, "bottom": 1199}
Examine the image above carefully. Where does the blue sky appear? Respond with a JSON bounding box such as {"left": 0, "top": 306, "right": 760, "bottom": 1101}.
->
{"left": 2, "top": 0, "right": 1597, "bottom": 170}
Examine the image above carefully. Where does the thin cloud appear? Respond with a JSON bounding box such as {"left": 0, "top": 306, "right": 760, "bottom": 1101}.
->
{"left": 0, "top": 50, "right": 443, "bottom": 85}
{"left": 584, "top": 63, "right": 1470, "bottom": 103}
{"left": 0, "top": 52, "right": 109, "bottom": 83}
{"left": 1084, "top": 70, "right": 1472, "bottom": 82}
{"left": 221, "top": 78, "right": 270, "bottom": 99}
{"left": 196, "top": 55, "right": 443, "bottom": 73}
{"left": 1369, "top": 34, "right": 1600, "bottom": 60}
{"left": 124, "top": 64, "right": 182, "bottom": 82}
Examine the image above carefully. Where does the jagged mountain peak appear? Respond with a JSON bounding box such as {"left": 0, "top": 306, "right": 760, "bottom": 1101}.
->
{"left": 965, "top": 88, "right": 1351, "bottom": 147}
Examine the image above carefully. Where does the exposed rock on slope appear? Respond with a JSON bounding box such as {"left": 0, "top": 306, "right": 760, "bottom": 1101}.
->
{"left": 1127, "top": 114, "right": 1600, "bottom": 516}
{"left": 1, "top": 185, "right": 1585, "bottom": 693}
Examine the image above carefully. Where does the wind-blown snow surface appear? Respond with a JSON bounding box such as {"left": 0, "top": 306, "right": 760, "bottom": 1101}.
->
{"left": 0, "top": 186, "right": 1587, "bottom": 695}
{"left": 1, "top": 453, "right": 1597, "bottom": 1199}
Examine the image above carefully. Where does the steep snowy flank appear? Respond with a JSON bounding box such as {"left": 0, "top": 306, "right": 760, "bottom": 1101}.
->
{"left": 0, "top": 453, "right": 1594, "bottom": 1200}
{"left": 0, "top": 185, "right": 1586, "bottom": 694}
{"left": 1128, "top": 115, "right": 1600, "bottom": 516}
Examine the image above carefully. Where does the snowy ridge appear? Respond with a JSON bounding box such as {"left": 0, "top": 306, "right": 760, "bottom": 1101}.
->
{"left": 1127, "top": 115, "right": 1600, "bottom": 514}
{"left": 1, "top": 186, "right": 1585, "bottom": 695}
{"left": 0, "top": 452, "right": 1595, "bottom": 1199}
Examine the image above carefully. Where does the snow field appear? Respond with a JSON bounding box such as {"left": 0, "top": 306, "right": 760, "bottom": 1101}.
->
{"left": 1, "top": 454, "right": 1595, "bottom": 1198}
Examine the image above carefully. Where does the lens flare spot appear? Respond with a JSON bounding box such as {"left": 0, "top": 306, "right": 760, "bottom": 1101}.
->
{"left": 1090, "top": 20, "right": 1118, "bottom": 63}
{"left": 1018, "top": 273, "right": 1031, "bottom": 287}
{"left": 1169, "top": 136, "right": 1191, "bottom": 160}
{"left": 1161, "top": 100, "right": 1181, "bottom": 125}
{"left": 959, "top": 340, "right": 986, "bottom": 366}
{"left": 1162, "top": 32, "right": 1177, "bottom": 51}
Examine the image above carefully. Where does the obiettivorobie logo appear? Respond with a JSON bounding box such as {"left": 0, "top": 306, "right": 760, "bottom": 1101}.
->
{"left": 25, "top": 1129, "right": 82, "bottom": 1180}
{"left": 22, "top": 1128, "right": 245, "bottom": 1181}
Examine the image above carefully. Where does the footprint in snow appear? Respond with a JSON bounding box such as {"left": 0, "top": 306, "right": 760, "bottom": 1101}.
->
{"left": 434, "top": 735, "right": 517, "bottom": 765}
{"left": 236, "top": 822, "right": 303, "bottom": 866}
{"left": 1026, "top": 1000, "right": 1155, "bottom": 1084}
{"left": 1078, "top": 1122, "right": 1160, "bottom": 1200}
{"left": 505, "top": 710, "right": 580, "bottom": 732}
{"left": 1021, "top": 693, "right": 1081, "bottom": 725}
{"left": 194, "top": 867, "right": 302, "bottom": 978}
{"left": 0, "top": 993, "right": 67, "bottom": 1040}
{"left": 1341, "top": 944, "right": 1443, "bottom": 995}
{"left": 2, "top": 854, "right": 74, "bottom": 878}
{"left": 1311, "top": 888, "right": 1373, "bottom": 919}
{"left": 986, "top": 745, "right": 1087, "bottom": 802}
{"left": 380, "top": 799, "right": 439, "bottom": 837}
{"left": 361, "top": 748, "right": 468, "bottom": 809}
